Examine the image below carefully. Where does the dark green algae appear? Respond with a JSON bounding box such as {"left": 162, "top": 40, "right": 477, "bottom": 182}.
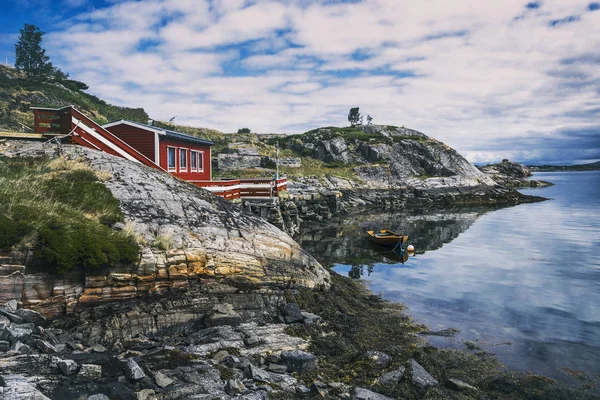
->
{"left": 282, "top": 271, "right": 599, "bottom": 400}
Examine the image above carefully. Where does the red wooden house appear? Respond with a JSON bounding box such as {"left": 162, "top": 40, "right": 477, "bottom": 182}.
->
{"left": 102, "top": 120, "right": 212, "bottom": 181}
{"left": 30, "top": 106, "right": 285, "bottom": 200}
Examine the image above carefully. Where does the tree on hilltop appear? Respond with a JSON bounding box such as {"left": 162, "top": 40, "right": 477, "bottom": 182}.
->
{"left": 15, "top": 23, "right": 66, "bottom": 80}
{"left": 348, "top": 107, "right": 361, "bottom": 127}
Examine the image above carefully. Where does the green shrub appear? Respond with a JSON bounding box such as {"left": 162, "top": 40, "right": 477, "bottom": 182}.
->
{"left": 0, "top": 215, "right": 29, "bottom": 248}
{"left": 0, "top": 157, "right": 138, "bottom": 274}
{"left": 61, "top": 79, "right": 89, "bottom": 91}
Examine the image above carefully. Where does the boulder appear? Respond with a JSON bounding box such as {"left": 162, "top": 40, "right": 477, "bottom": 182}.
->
{"left": 446, "top": 378, "right": 478, "bottom": 392}
{"left": 221, "top": 355, "right": 241, "bottom": 368}
{"left": 283, "top": 303, "right": 304, "bottom": 324}
{"left": 248, "top": 364, "right": 271, "bottom": 382}
{"left": 211, "top": 350, "right": 230, "bottom": 362}
{"left": 13, "top": 341, "right": 32, "bottom": 354}
{"left": 225, "top": 378, "right": 246, "bottom": 395}
{"left": 58, "top": 359, "right": 78, "bottom": 376}
{"left": 0, "top": 340, "right": 10, "bottom": 352}
{"left": 280, "top": 350, "right": 317, "bottom": 373}
{"left": 0, "top": 315, "right": 10, "bottom": 329}
{"left": 4, "top": 300, "right": 18, "bottom": 312}
{"left": 352, "top": 387, "right": 395, "bottom": 400}
{"left": 297, "top": 385, "right": 311, "bottom": 394}
{"left": 0, "top": 374, "right": 51, "bottom": 400}
{"left": 0, "top": 309, "right": 25, "bottom": 324}
{"left": 135, "top": 389, "right": 155, "bottom": 400}
{"left": 310, "top": 381, "right": 328, "bottom": 398}
{"left": 124, "top": 358, "right": 146, "bottom": 381}
{"left": 15, "top": 309, "right": 46, "bottom": 325}
{"left": 205, "top": 303, "right": 242, "bottom": 327}
{"left": 409, "top": 359, "right": 439, "bottom": 390}
{"left": 88, "top": 395, "right": 110, "bottom": 400}
{"left": 366, "top": 351, "right": 391, "bottom": 366}
{"left": 153, "top": 371, "right": 173, "bottom": 388}
{"left": 301, "top": 311, "right": 324, "bottom": 325}
{"left": 79, "top": 364, "right": 102, "bottom": 379}
{"left": 377, "top": 367, "right": 405, "bottom": 386}
{"left": 91, "top": 344, "right": 107, "bottom": 353}
{"left": 35, "top": 339, "right": 58, "bottom": 354}
{"left": 267, "top": 363, "right": 288, "bottom": 373}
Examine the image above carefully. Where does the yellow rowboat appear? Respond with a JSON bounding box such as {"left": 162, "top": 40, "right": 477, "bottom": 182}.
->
{"left": 366, "top": 230, "right": 408, "bottom": 246}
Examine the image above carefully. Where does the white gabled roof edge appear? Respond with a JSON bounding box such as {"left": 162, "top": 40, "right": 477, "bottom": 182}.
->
{"left": 102, "top": 120, "right": 166, "bottom": 135}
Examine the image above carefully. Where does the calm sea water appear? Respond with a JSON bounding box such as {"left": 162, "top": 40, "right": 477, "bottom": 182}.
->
{"left": 299, "top": 171, "right": 600, "bottom": 383}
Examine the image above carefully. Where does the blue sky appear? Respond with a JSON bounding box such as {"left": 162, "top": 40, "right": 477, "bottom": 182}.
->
{"left": 1, "top": 0, "right": 599, "bottom": 165}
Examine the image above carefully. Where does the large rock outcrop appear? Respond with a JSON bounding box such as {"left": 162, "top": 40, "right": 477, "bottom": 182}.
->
{"left": 0, "top": 144, "right": 330, "bottom": 318}
{"left": 479, "top": 160, "right": 553, "bottom": 188}
{"left": 479, "top": 160, "right": 531, "bottom": 178}
{"left": 278, "top": 125, "right": 492, "bottom": 189}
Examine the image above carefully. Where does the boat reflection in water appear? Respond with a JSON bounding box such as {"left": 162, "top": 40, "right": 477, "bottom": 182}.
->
{"left": 368, "top": 242, "right": 410, "bottom": 263}
{"left": 295, "top": 207, "right": 489, "bottom": 280}
{"left": 348, "top": 242, "right": 412, "bottom": 279}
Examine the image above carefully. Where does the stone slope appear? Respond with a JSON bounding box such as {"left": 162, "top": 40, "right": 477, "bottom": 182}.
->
{"left": 276, "top": 124, "right": 494, "bottom": 189}
{"left": 0, "top": 143, "right": 329, "bottom": 317}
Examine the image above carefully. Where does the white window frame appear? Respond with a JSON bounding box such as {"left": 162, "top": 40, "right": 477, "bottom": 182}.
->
{"left": 190, "top": 150, "right": 198, "bottom": 172}
{"left": 197, "top": 151, "right": 204, "bottom": 172}
{"left": 167, "top": 146, "right": 177, "bottom": 171}
{"left": 179, "top": 148, "right": 188, "bottom": 172}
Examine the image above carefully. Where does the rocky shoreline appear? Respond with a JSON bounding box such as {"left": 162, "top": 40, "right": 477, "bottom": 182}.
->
{"left": 2, "top": 142, "right": 592, "bottom": 399}
{"left": 244, "top": 182, "right": 547, "bottom": 236}
{"left": 1, "top": 272, "right": 597, "bottom": 400}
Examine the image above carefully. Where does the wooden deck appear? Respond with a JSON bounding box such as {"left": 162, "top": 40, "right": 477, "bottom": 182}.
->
{"left": 0, "top": 132, "right": 44, "bottom": 139}
{"left": 191, "top": 178, "right": 287, "bottom": 200}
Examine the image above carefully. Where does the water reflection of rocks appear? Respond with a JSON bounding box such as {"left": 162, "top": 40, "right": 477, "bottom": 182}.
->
{"left": 296, "top": 207, "right": 494, "bottom": 270}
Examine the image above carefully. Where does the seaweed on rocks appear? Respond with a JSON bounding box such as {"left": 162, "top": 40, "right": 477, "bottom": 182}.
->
{"left": 285, "top": 271, "right": 600, "bottom": 400}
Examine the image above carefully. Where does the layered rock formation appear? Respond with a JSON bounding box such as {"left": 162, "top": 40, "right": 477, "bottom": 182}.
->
{"left": 479, "top": 160, "right": 553, "bottom": 188}
{"left": 0, "top": 144, "right": 330, "bottom": 318}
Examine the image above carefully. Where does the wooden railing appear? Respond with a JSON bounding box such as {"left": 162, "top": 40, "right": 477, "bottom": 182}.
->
{"left": 192, "top": 178, "right": 287, "bottom": 200}
{"left": 189, "top": 180, "right": 241, "bottom": 200}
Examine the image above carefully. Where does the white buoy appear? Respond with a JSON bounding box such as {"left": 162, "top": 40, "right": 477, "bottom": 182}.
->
{"left": 407, "top": 245, "right": 415, "bottom": 252}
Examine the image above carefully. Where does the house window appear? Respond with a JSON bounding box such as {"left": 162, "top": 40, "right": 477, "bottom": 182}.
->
{"left": 180, "top": 149, "right": 187, "bottom": 171}
{"left": 197, "top": 151, "right": 204, "bottom": 171}
{"left": 167, "top": 147, "right": 176, "bottom": 171}
{"left": 191, "top": 151, "right": 197, "bottom": 172}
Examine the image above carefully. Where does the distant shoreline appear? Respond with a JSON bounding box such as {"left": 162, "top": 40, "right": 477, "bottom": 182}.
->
{"left": 528, "top": 164, "right": 600, "bottom": 172}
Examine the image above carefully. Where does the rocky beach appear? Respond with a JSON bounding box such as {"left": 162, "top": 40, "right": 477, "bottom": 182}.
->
{"left": 0, "top": 141, "right": 596, "bottom": 400}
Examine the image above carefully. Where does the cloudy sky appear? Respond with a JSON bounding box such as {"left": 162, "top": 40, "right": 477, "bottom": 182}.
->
{"left": 1, "top": 0, "right": 599, "bottom": 165}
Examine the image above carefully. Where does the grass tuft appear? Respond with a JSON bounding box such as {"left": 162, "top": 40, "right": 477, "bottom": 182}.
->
{"left": 152, "top": 233, "right": 173, "bottom": 251}
{"left": 0, "top": 156, "right": 139, "bottom": 274}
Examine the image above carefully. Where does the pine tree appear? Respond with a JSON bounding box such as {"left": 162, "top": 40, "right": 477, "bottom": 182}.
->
{"left": 15, "top": 24, "right": 53, "bottom": 79}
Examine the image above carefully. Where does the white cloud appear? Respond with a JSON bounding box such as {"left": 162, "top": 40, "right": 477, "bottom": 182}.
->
{"left": 41, "top": 0, "right": 600, "bottom": 163}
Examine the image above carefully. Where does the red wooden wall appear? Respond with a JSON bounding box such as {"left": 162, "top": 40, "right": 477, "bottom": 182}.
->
{"left": 159, "top": 138, "right": 211, "bottom": 181}
{"left": 105, "top": 124, "right": 156, "bottom": 162}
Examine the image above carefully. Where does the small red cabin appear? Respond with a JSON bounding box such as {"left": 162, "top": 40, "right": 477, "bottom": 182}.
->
{"left": 103, "top": 120, "right": 212, "bottom": 181}
{"left": 29, "top": 106, "right": 286, "bottom": 200}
